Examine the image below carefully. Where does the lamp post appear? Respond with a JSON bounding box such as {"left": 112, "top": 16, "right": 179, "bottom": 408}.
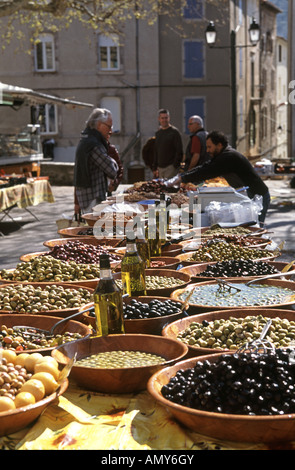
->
{"left": 205, "top": 18, "right": 260, "bottom": 149}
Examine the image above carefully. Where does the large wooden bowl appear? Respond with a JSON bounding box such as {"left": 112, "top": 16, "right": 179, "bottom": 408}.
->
{"left": 170, "top": 278, "right": 295, "bottom": 314}
{"left": 43, "top": 236, "right": 123, "bottom": 250}
{"left": 57, "top": 226, "right": 95, "bottom": 238}
{"left": 177, "top": 250, "right": 279, "bottom": 267}
{"left": 147, "top": 354, "right": 295, "bottom": 443}
{"left": 162, "top": 308, "right": 295, "bottom": 358}
{"left": 200, "top": 225, "right": 268, "bottom": 237}
{"left": 0, "top": 267, "right": 100, "bottom": 289}
{"left": 114, "top": 269, "right": 191, "bottom": 297}
{"left": 161, "top": 244, "right": 183, "bottom": 257}
{"left": 0, "top": 313, "right": 92, "bottom": 354}
{"left": 82, "top": 296, "right": 187, "bottom": 335}
{"left": 178, "top": 261, "right": 294, "bottom": 283}
{"left": 0, "top": 379, "right": 68, "bottom": 437}
{"left": 180, "top": 236, "right": 271, "bottom": 251}
{"left": 51, "top": 334, "right": 188, "bottom": 394}
{"left": 0, "top": 283, "right": 94, "bottom": 318}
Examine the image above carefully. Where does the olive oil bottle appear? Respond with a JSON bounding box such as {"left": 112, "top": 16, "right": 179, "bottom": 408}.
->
{"left": 94, "top": 254, "right": 125, "bottom": 336}
{"left": 121, "top": 235, "right": 147, "bottom": 296}
{"left": 136, "top": 225, "right": 151, "bottom": 268}
{"left": 146, "top": 204, "right": 161, "bottom": 256}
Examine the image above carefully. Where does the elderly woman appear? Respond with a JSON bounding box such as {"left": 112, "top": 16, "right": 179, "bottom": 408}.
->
{"left": 74, "top": 108, "right": 118, "bottom": 214}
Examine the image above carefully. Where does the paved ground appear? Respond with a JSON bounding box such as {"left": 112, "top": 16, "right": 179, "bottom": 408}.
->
{"left": 0, "top": 177, "right": 294, "bottom": 271}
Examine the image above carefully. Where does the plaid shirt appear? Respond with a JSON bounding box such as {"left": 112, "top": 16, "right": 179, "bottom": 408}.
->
{"left": 76, "top": 145, "right": 118, "bottom": 213}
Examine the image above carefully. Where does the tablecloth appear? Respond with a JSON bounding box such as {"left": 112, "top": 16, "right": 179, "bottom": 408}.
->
{"left": 0, "top": 381, "right": 285, "bottom": 451}
{"left": 0, "top": 179, "right": 55, "bottom": 212}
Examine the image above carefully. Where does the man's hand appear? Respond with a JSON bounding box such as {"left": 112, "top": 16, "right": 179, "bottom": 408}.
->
{"left": 164, "top": 174, "right": 182, "bottom": 188}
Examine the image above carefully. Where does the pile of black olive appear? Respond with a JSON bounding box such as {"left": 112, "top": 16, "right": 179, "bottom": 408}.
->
{"left": 161, "top": 348, "right": 295, "bottom": 416}
{"left": 77, "top": 228, "right": 94, "bottom": 236}
{"left": 47, "top": 240, "right": 121, "bottom": 264}
{"left": 123, "top": 298, "right": 182, "bottom": 320}
{"left": 200, "top": 259, "right": 279, "bottom": 278}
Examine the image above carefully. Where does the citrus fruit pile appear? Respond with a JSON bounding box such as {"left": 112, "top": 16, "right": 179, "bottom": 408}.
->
{"left": 0, "top": 350, "right": 60, "bottom": 412}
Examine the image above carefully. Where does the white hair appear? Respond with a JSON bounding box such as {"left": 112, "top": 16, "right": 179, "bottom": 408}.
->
{"left": 190, "top": 115, "right": 203, "bottom": 127}
{"left": 86, "top": 108, "right": 112, "bottom": 129}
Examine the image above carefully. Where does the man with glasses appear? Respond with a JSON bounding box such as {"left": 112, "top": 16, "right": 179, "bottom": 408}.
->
{"left": 74, "top": 108, "right": 119, "bottom": 214}
{"left": 183, "top": 115, "right": 210, "bottom": 171}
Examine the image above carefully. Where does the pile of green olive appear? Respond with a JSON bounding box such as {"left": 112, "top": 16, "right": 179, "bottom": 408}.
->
{"left": 0, "top": 324, "right": 85, "bottom": 351}
{"left": 117, "top": 275, "right": 185, "bottom": 291}
{"left": 75, "top": 350, "right": 166, "bottom": 368}
{"left": 177, "top": 315, "right": 295, "bottom": 350}
{"left": 0, "top": 284, "right": 92, "bottom": 313}
{"left": 203, "top": 226, "right": 253, "bottom": 236}
{"left": 188, "top": 241, "right": 275, "bottom": 263}
{"left": 0, "top": 256, "right": 100, "bottom": 282}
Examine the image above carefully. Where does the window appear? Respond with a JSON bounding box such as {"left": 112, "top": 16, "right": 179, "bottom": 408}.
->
{"left": 183, "top": 0, "right": 204, "bottom": 19}
{"left": 34, "top": 34, "right": 55, "bottom": 72}
{"left": 184, "top": 97, "right": 205, "bottom": 134}
{"left": 183, "top": 40, "right": 204, "bottom": 79}
{"left": 100, "top": 97, "right": 121, "bottom": 133}
{"left": 31, "top": 104, "right": 58, "bottom": 135}
{"left": 98, "top": 35, "right": 120, "bottom": 70}
{"left": 249, "top": 106, "right": 256, "bottom": 147}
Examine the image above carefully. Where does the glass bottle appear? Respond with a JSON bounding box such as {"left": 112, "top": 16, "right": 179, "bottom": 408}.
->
{"left": 146, "top": 204, "right": 161, "bottom": 256}
{"left": 94, "top": 254, "right": 125, "bottom": 336}
{"left": 121, "top": 235, "right": 147, "bottom": 296}
{"left": 135, "top": 225, "right": 151, "bottom": 268}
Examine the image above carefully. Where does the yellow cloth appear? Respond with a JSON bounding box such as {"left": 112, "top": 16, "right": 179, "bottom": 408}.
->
{"left": 0, "top": 382, "right": 269, "bottom": 451}
{"left": 0, "top": 180, "right": 55, "bottom": 211}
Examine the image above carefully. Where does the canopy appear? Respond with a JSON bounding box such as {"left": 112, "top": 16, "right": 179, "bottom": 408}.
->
{"left": 0, "top": 82, "right": 93, "bottom": 109}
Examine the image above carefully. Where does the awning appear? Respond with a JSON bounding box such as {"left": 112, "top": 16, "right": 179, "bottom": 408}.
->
{"left": 0, "top": 82, "right": 93, "bottom": 109}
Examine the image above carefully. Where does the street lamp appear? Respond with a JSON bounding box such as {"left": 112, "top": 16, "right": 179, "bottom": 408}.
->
{"left": 205, "top": 18, "right": 260, "bottom": 148}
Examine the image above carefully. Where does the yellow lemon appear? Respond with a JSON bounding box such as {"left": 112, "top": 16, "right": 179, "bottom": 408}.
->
{"left": 0, "top": 349, "right": 17, "bottom": 365}
{"left": 0, "top": 396, "right": 16, "bottom": 412}
{"left": 14, "top": 392, "right": 36, "bottom": 408}
{"left": 31, "top": 372, "right": 59, "bottom": 395}
{"left": 34, "top": 360, "right": 60, "bottom": 381}
{"left": 24, "top": 353, "right": 44, "bottom": 372}
{"left": 36, "top": 355, "right": 59, "bottom": 368}
{"left": 15, "top": 353, "right": 30, "bottom": 367}
{"left": 20, "top": 379, "right": 45, "bottom": 402}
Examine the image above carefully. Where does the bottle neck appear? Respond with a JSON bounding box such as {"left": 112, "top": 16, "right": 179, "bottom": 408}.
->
{"left": 125, "top": 241, "right": 138, "bottom": 253}
{"left": 100, "top": 267, "right": 113, "bottom": 279}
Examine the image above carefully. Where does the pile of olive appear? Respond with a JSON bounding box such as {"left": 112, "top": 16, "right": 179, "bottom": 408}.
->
{"left": 0, "top": 324, "right": 85, "bottom": 351}
{"left": 203, "top": 227, "right": 252, "bottom": 236}
{"left": 177, "top": 315, "right": 295, "bottom": 350}
{"left": 189, "top": 241, "right": 274, "bottom": 263}
{"left": 117, "top": 275, "right": 185, "bottom": 291}
{"left": 200, "top": 260, "right": 279, "bottom": 278}
{"left": 178, "top": 283, "right": 295, "bottom": 307}
{"left": 47, "top": 240, "right": 121, "bottom": 264}
{"left": 203, "top": 234, "right": 266, "bottom": 247}
{"left": 161, "top": 348, "right": 295, "bottom": 415}
{"left": 75, "top": 350, "right": 166, "bottom": 368}
{"left": 0, "top": 256, "right": 100, "bottom": 282}
{"left": 123, "top": 299, "right": 182, "bottom": 320}
{"left": 77, "top": 228, "right": 94, "bottom": 236}
{"left": 0, "top": 284, "right": 92, "bottom": 313}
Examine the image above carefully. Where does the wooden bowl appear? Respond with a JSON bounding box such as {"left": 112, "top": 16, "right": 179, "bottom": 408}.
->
{"left": 51, "top": 334, "right": 188, "bottom": 394}
{"left": 178, "top": 261, "right": 294, "bottom": 283}
{"left": 57, "top": 226, "right": 95, "bottom": 238}
{"left": 0, "top": 267, "right": 99, "bottom": 289}
{"left": 150, "top": 257, "right": 181, "bottom": 270}
{"left": 82, "top": 296, "right": 187, "bottom": 335}
{"left": 114, "top": 269, "right": 191, "bottom": 297}
{"left": 161, "top": 244, "right": 183, "bottom": 257}
{"left": 162, "top": 308, "right": 295, "bottom": 358}
{"left": 43, "top": 236, "right": 123, "bottom": 249}
{"left": 0, "top": 283, "right": 94, "bottom": 318}
{"left": 0, "top": 379, "right": 68, "bottom": 437}
{"left": 177, "top": 250, "right": 279, "bottom": 267}
{"left": 19, "top": 251, "right": 49, "bottom": 262}
{"left": 147, "top": 354, "right": 295, "bottom": 443}
{"left": 170, "top": 279, "right": 295, "bottom": 314}
{"left": 0, "top": 313, "right": 92, "bottom": 354}
{"left": 200, "top": 225, "right": 268, "bottom": 236}
{"left": 180, "top": 236, "right": 270, "bottom": 251}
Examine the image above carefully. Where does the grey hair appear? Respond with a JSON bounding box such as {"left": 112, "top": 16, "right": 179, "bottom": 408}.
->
{"left": 189, "top": 115, "right": 203, "bottom": 127}
{"left": 86, "top": 108, "right": 112, "bottom": 129}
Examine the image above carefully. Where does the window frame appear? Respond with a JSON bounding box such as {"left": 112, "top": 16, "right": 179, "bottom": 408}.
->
{"left": 31, "top": 104, "right": 58, "bottom": 135}
{"left": 34, "top": 34, "right": 56, "bottom": 72}
{"left": 98, "top": 34, "right": 120, "bottom": 71}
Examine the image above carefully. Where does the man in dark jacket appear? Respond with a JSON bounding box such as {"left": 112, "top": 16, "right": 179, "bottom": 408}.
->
{"left": 184, "top": 115, "right": 210, "bottom": 171}
{"left": 74, "top": 108, "right": 118, "bottom": 214}
{"left": 165, "top": 130, "right": 270, "bottom": 224}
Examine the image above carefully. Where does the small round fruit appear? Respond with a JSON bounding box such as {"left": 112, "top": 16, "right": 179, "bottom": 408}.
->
{"left": 0, "top": 396, "right": 16, "bottom": 412}
{"left": 15, "top": 353, "right": 30, "bottom": 367}
{"left": 0, "top": 349, "right": 17, "bottom": 364}
{"left": 14, "top": 392, "right": 36, "bottom": 408}
{"left": 34, "top": 361, "right": 59, "bottom": 381}
{"left": 36, "top": 356, "right": 59, "bottom": 368}
{"left": 24, "top": 353, "right": 44, "bottom": 372}
{"left": 31, "top": 372, "right": 59, "bottom": 395}
{"left": 20, "top": 379, "right": 45, "bottom": 401}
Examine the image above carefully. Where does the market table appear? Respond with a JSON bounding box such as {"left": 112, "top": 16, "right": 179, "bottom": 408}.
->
{"left": 0, "top": 381, "right": 289, "bottom": 451}
{"left": 0, "top": 178, "right": 55, "bottom": 224}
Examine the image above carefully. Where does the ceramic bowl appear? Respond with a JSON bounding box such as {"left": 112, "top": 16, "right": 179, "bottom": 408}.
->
{"left": 51, "top": 334, "right": 188, "bottom": 394}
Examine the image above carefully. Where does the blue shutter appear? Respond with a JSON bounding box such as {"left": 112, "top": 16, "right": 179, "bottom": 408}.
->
{"left": 183, "top": 0, "right": 204, "bottom": 19}
{"left": 184, "top": 40, "right": 204, "bottom": 78}
{"left": 184, "top": 98, "right": 205, "bottom": 134}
